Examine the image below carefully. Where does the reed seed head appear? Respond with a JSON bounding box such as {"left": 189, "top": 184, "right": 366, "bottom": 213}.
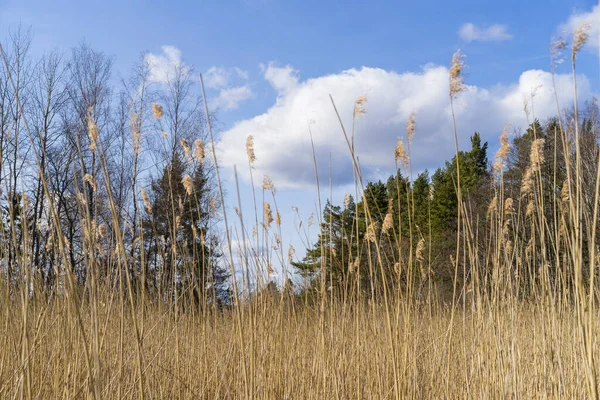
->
{"left": 130, "top": 111, "right": 141, "bottom": 155}
{"left": 526, "top": 200, "right": 535, "bottom": 217}
{"left": 343, "top": 193, "right": 351, "bottom": 209}
{"left": 521, "top": 168, "right": 533, "bottom": 197}
{"left": 493, "top": 124, "right": 511, "bottom": 174}
{"left": 263, "top": 175, "right": 275, "bottom": 192}
{"left": 182, "top": 175, "right": 194, "bottom": 196}
{"left": 382, "top": 212, "right": 394, "bottom": 235}
{"left": 87, "top": 108, "right": 99, "bottom": 151}
{"left": 152, "top": 103, "right": 163, "bottom": 119}
{"left": 550, "top": 36, "right": 567, "bottom": 70}
{"left": 366, "top": 221, "right": 379, "bottom": 243}
{"left": 354, "top": 95, "right": 367, "bottom": 118}
{"left": 264, "top": 202, "right": 274, "bottom": 227}
{"left": 416, "top": 238, "right": 425, "bottom": 263}
{"left": 246, "top": 135, "right": 256, "bottom": 164}
{"left": 394, "top": 139, "right": 409, "bottom": 170}
{"left": 530, "top": 138, "right": 545, "bottom": 173}
{"left": 504, "top": 198, "right": 514, "bottom": 216}
{"left": 572, "top": 21, "right": 591, "bottom": 60}
{"left": 97, "top": 223, "right": 107, "bottom": 239}
{"left": 449, "top": 49, "right": 466, "bottom": 97}
{"left": 83, "top": 173, "right": 97, "bottom": 192}
{"left": 194, "top": 139, "right": 205, "bottom": 162}
{"left": 180, "top": 139, "right": 191, "bottom": 159}
{"left": 141, "top": 187, "right": 152, "bottom": 214}
{"left": 406, "top": 113, "right": 416, "bottom": 144}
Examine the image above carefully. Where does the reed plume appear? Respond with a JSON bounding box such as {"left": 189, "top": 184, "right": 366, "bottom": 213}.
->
{"left": 449, "top": 50, "right": 466, "bottom": 97}
{"left": 246, "top": 135, "right": 256, "bottom": 164}
{"left": 194, "top": 139, "right": 205, "bottom": 162}
{"left": 87, "top": 108, "right": 99, "bottom": 151}
{"left": 152, "top": 102, "right": 163, "bottom": 119}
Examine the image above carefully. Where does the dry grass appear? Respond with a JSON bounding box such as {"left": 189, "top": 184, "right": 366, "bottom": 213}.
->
{"left": 0, "top": 23, "right": 599, "bottom": 400}
{"left": 0, "top": 295, "right": 595, "bottom": 398}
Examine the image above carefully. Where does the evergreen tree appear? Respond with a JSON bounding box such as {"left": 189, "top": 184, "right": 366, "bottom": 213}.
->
{"left": 431, "top": 132, "right": 489, "bottom": 233}
{"left": 412, "top": 171, "right": 431, "bottom": 238}
{"left": 143, "top": 151, "right": 229, "bottom": 305}
{"left": 292, "top": 197, "right": 359, "bottom": 290}
{"left": 386, "top": 171, "right": 410, "bottom": 237}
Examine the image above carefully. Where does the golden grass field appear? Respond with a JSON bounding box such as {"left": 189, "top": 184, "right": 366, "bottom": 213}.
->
{"left": 0, "top": 18, "right": 599, "bottom": 400}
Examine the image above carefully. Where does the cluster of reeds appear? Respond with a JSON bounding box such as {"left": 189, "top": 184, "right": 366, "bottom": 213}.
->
{"left": 0, "top": 20, "right": 600, "bottom": 399}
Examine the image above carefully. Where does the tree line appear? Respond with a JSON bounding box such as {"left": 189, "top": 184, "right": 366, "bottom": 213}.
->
{"left": 294, "top": 102, "right": 600, "bottom": 302}
{"left": 0, "top": 28, "right": 230, "bottom": 305}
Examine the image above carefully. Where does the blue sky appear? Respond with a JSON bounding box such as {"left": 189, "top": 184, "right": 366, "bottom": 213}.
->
{"left": 2, "top": 0, "right": 599, "bottom": 283}
{"left": 3, "top": 0, "right": 597, "bottom": 95}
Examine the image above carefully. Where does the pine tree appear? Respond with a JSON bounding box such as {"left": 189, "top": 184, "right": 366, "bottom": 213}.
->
{"left": 412, "top": 171, "right": 431, "bottom": 238}
{"left": 431, "top": 132, "right": 489, "bottom": 233}
{"left": 142, "top": 151, "right": 229, "bottom": 306}
{"left": 292, "top": 198, "right": 359, "bottom": 290}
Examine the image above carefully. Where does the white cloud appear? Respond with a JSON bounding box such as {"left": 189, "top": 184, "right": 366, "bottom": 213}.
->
{"left": 458, "top": 23, "right": 513, "bottom": 43}
{"left": 205, "top": 67, "right": 229, "bottom": 89}
{"left": 234, "top": 67, "right": 249, "bottom": 80}
{"left": 261, "top": 62, "right": 300, "bottom": 94}
{"left": 213, "top": 85, "right": 253, "bottom": 110}
{"left": 204, "top": 66, "right": 252, "bottom": 109}
{"left": 144, "top": 45, "right": 188, "bottom": 84}
{"left": 217, "top": 63, "right": 591, "bottom": 190}
{"left": 559, "top": 5, "right": 599, "bottom": 50}
{"left": 205, "top": 66, "right": 250, "bottom": 89}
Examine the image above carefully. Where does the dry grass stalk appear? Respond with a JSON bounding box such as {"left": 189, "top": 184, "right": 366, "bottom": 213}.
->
{"left": 2, "top": 24, "right": 600, "bottom": 400}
